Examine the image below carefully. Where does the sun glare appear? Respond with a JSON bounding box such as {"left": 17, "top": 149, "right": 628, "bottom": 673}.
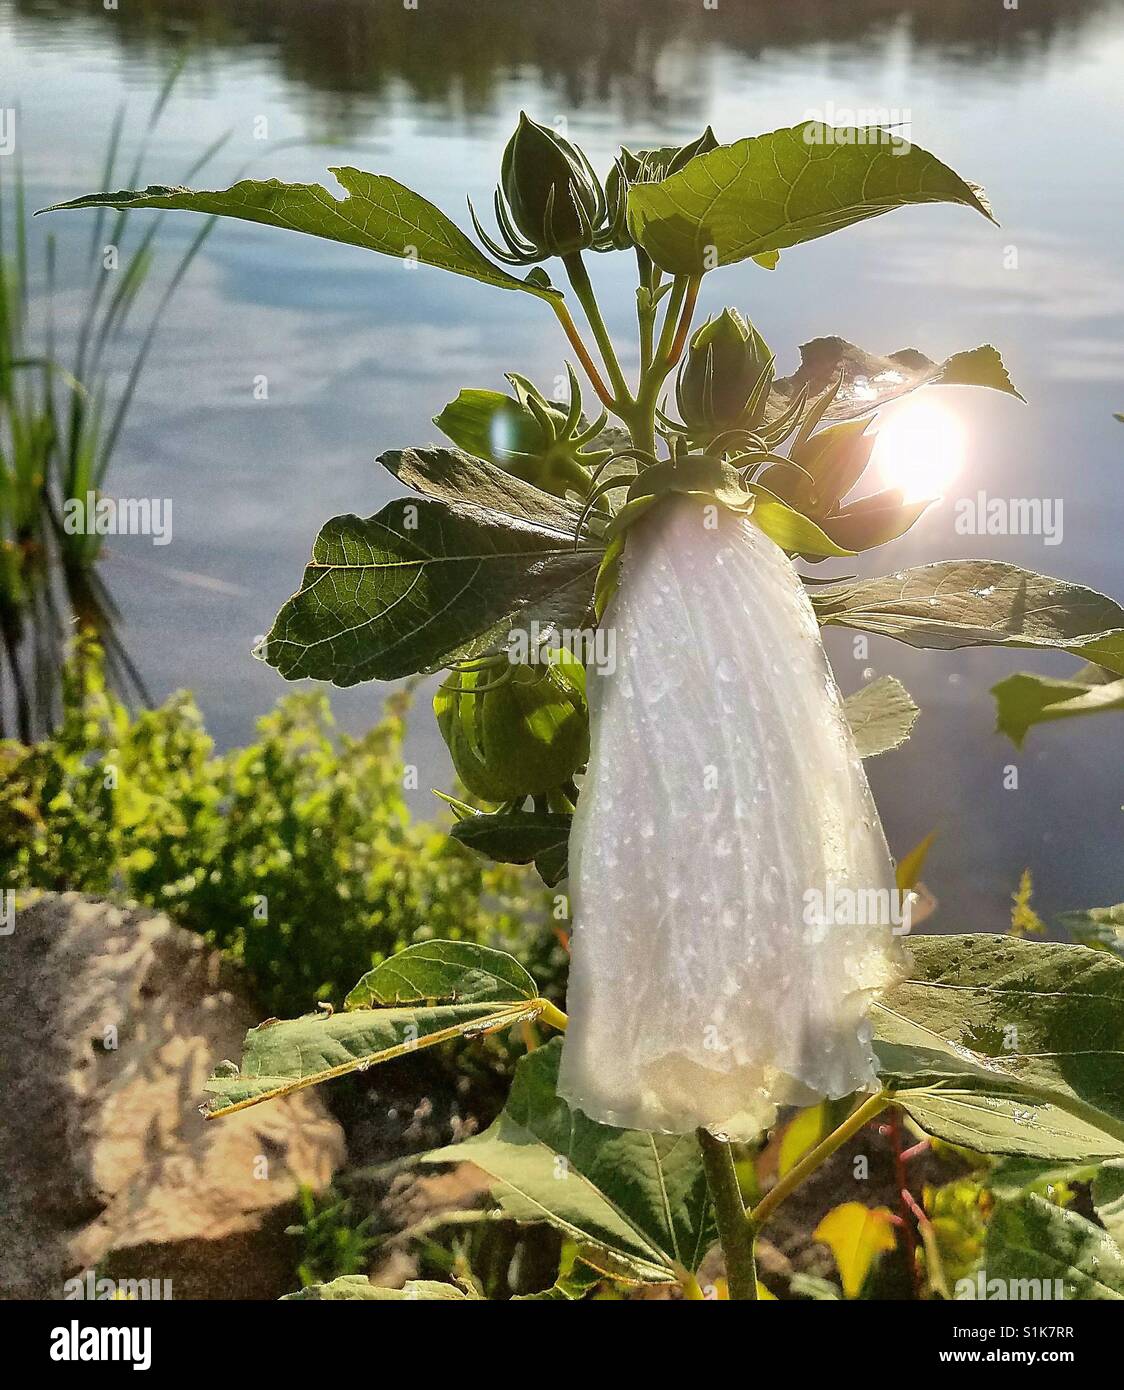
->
{"left": 870, "top": 398, "right": 967, "bottom": 503}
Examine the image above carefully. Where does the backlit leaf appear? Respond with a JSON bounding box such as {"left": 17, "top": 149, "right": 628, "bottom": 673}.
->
{"left": 627, "top": 124, "right": 994, "bottom": 275}
{"left": 843, "top": 675, "right": 918, "bottom": 758}
{"left": 44, "top": 171, "right": 560, "bottom": 300}
{"left": 813, "top": 561, "right": 1124, "bottom": 675}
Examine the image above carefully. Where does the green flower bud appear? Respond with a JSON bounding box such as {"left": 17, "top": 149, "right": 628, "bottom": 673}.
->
{"left": 435, "top": 653, "right": 589, "bottom": 803}
{"left": 498, "top": 113, "right": 606, "bottom": 259}
{"left": 434, "top": 371, "right": 609, "bottom": 500}
{"left": 676, "top": 309, "right": 774, "bottom": 434}
{"left": 605, "top": 127, "right": 718, "bottom": 250}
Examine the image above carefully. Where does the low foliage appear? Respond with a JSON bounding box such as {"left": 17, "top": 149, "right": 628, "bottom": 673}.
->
{"left": 0, "top": 647, "right": 559, "bottom": 1017}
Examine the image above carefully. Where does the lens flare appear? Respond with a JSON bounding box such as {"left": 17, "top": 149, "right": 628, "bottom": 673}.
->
{"left": 871, "top": 397, "right": 966, "bottom": 503}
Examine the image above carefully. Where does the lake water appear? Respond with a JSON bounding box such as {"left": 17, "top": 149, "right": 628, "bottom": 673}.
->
{"left": 3, "top": 0, "right": 1122, "bottom": 931}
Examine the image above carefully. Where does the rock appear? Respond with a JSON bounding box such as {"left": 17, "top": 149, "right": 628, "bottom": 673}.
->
{"left": 0, "top": 893, "right": 346, "bottom": 1300}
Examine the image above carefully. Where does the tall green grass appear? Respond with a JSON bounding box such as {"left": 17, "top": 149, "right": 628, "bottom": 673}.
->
{"left": 0, "top": 60, "right": 224, "bottom": 738}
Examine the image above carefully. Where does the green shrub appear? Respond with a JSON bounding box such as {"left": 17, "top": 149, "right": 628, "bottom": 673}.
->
{"left": 1, "top": 645, "right": 565, "bottom": 1017}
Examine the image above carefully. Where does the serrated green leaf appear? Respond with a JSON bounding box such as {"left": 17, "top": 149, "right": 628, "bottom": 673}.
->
{"left": 813, "top": 561, "right": 1124, "bottom": 675}
{"left": 874, "top": 935, "right": 1124, "bottom": 1159}
{"left": 381, "top": 446, "right": 585, "bottom": 531}
{"left": 895, "top": 1088, "right": 1124, "bottom": 1162}
{"left": 344, "top": 941, "right": 536, "bottom": 1011}
{"left": 843, "top": 675, "right": 919, "bottom": 758}
{"left": 43, "top": 171, "right": 560, "bottom": 301}
{"left": 257, "top": 497, "right": 603, "bottom": 685}
{"left": 769, "top": 339, "right": 1022, "bottom": 423}
{"left": 1058, "top": 905, "right": 1124, "bottom": 958}
{"left": 991, "top": 670, "right": 1124, "bottom": 747}
{"left": 203, "top": 999, "right": 536, "bottom": 1118}
{"left": 282, "top": 1275, "right": 474, "bottom": 1300}
{"left": 984, "top": 1193, "right": 1124, "bottom": 1299}
{"left": 421, "top": 1039, "right": 714, "bottom": 1283}
{"left": 627, "top": 124, "right": 994, "bottom": 276}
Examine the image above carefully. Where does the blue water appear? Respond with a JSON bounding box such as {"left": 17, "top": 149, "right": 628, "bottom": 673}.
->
{"left": 2, "top": 0, "right": 1121, "bottom": 930}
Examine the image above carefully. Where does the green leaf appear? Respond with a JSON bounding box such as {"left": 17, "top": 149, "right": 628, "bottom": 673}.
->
{"left": 749, "top": 490, "right": 855, "bottom": 557}
{"left": 985, "top": 1157, "right": 1100, "bottom": 1200}
{"left": 627, "top": 123, "right": 994, "bottom": 276}
{"left": 1058, "top": 905, "right": 1124, "bottom": 958}
{"left": 895, "top": 1088, "right": 1124, "bottom": 1162}
{"left": 257, "top": 496, "right": 603, "bottom": 685}
{"left": 770, "top": 339, "right": 1022, "bottom": 423}
{"left": 450, "top": 808, "right": 571, "bottom": 886}
{"left": 43, "top": 171, "right": 560, "bottom": 301}
{"left": 984, "top": 1193, "right": 1124, "bottom": 1299}
{"left": 203, "top": 998, "right": 538, "bottom": 1118}
{"left": 282, "top": 1276, "right": 474, "bottom": 1301}
{"left": 991, "top": 670, "right": 1124, "bottom": 747}
{"left": 1092, "top": 1161, "right": 1124, "bottom": 1245}
{"left": 813, "top": 561, "right": 1124, "bottom": 675}
{"left": 344, "top": 941, "right": 536, "bottom": 1011}
{"left": 874, "top": 935, "right": 1124, "bottom": 1159}
{"left": 421, "top": 1039, "right": 714, "bottom": 1283}
{"left": 843, "top": 675, "right": 919, "bottom": 758}
{"left": 381, "top": 446, "right": 584, "bottom": 531}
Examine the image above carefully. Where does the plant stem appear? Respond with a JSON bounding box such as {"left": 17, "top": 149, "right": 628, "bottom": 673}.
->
{"left": 665, "top": 276, "right": 701, "bottom": 370}
{"left": 550, "top": 297, "right": 613, "bottom": 409}
{"left": 697, "top": 1128, "right": 758, "bottom": 1300}
{"left": 535, "top": 999, "right": 569, "bottom": 1033}
{"left": 749, "top": 1090, "right": 891, "bottom": 1229}
{"left": 652, "top": 274, "right": 688, "bottom": 367}
{"left": 563, "top": 252, "right": 632, "bottom": 406}
{"left": 901, "top": 1187, "right": 951, "bottom": 1300}
{"left": 886, "top": 1106, "right": 922, "bottom": 1297}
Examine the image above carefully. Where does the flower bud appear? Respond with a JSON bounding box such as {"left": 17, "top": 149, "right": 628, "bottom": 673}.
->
{"left": 759, "top": 419, "right": 930, "bottom": 554}
{"left": 499, "top": 113, "right": 606, "bottom": 259}
{"left": 434, "top": 377, "right": 605, "bottom": 499}
{"left": 605, "top": 127, "right": 718, "bottom": 250}
{"left": 558, "top": 496, "right": 906, "bottom": 1139}
{"left": 435, "top": 653, "right": 588, "bottom": 803}
{"left": 676, "top": 309, "right": 774, "bottom": 435}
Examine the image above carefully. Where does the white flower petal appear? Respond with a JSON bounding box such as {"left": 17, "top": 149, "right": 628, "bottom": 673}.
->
{"left": 558, "top": 497, "right": 907, "bottom": 1139}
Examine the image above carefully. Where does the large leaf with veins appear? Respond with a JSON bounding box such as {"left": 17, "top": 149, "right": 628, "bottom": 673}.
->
{"left": 257, "top": 494, "right": 603, "bottom": 685}
{"left": 43, "top": 170, "right": 560, "bottom": 300}
{"left": 813, "top": 560, "right": 1124, "bottom": 674}
{"left": 626, "top": 123, "right": 994, "bottom": 274}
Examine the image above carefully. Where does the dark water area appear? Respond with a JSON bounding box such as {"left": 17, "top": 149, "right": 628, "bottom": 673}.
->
{"left": 2, "top": 0, "right": 1121, "bottom": 932}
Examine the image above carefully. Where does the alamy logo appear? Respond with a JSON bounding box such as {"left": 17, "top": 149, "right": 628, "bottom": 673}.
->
{"left": 0, "top": 888, "right": 14, "bottom": 936}
{"left": 954, "top": 1271, "right": 1066, "bottom": 1301}
{"left": 802, "top": 882, "right": 914, "bottom": 935}
{"left": 801, "top": 102, "right": 911, "bottom": 153}
{"left": 954, "top": 491, "right": 1063, "bottom": 545}
{"left": 63, "top": 1271, "right": 173, "bottom": 1301}
{"left": 50, "top": 1320, "right": 153, "bottom": 1371}
{"left": 63, "top": 492, "right": 173, "bottom": 546}
{"left": 506, "top": 620, "right": 617, "bottom": 675}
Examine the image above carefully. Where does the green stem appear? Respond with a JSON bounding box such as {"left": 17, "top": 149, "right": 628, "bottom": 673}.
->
{"left": 563, "top": 251, "right": 632, "bottom": 407}
{"left": 653, "top": 274, "right": 688, "bottom": 367}
{"left": 665, "top": 276, "right": 701, "bottom": 371}
{"left": 697, "top": 1128, "right": 758, "bottom": 1300}
{"left": 749, "top": 1091, "right": 891, "bottom": 1230}
{"left": 549, "top": 297, "right": 613, "bottom": 409}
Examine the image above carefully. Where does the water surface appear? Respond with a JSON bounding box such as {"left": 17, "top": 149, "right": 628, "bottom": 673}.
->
{"left": 3, "top": 0, "right": 1122, "bottom": 930}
